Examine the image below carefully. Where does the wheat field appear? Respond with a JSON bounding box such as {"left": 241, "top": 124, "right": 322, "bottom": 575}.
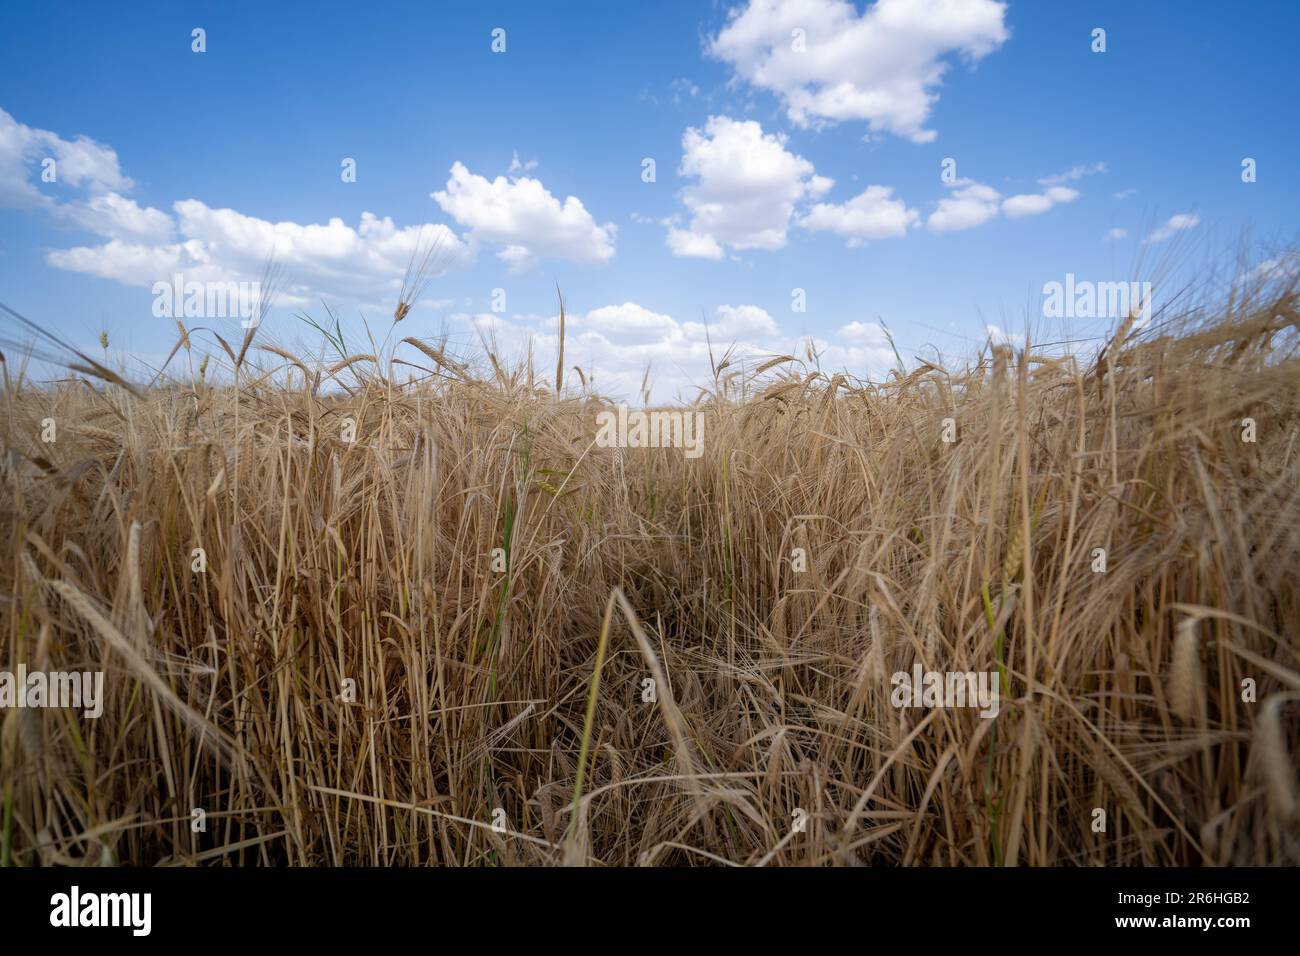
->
{"left": 1, "top": 261, "right": 1298, "bottom": 867}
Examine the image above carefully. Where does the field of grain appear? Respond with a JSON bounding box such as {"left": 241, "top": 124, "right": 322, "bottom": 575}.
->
{"left": 2, "top": 263, "right": 1298, "bottom": 866}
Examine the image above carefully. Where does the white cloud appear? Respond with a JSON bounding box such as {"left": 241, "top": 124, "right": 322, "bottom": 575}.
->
{"left": 48, "top": 206, "right": 473, "bottom": 306}
{"left": 46, "top": 239, "right": 194, "bottom": 286}
{"left": 927, "top": 178, "right": 1079, "bottom": 231}
{"left": 0, "top": 107, "right": 132, "bottom": 211}
{"left": 665, "top": 225, "right": 725, "bottom": 260}
{"left": 1249, "top": 253, "right": 1300, "bottom": 281}
{"left": 796, "top": 333, "right": 898, "bottom": 379}
{"left": 432, "top": 162, "right": 615, "bottom": 271}
{"left": 450, "top": 312, "right": 510, "bottom": 333}
{"left": 1113, "top": 189, "right": 1137, "bottom": 200}
{"left": 445, "top": 300, "right": 808, "bottom": 402}
{"left": 824, "top": 321, "right": 899, "bottom": 374}
{"left": 687, "top": 304, "right": 780, "bottom": 340}
{"left": 839, "top": 320, "right": 890, "bottom": 344}
{"left": 927, "top": 180, "right": 1002, "bottom": 232}
{"left": 1144, "top": 213, "right": 1200, "bottom": 244}
{"left": 668, "top": 115, "right": 831, "bottom": 257}
{"left": 56, "top": 191, "right": 176, "bottom": 243}
{"left": 1001, "top": 185, "right": 1078, "bottom": 219}
{"left": 666, "top": 116, "right": 1075, "bottom": 250}
{"left": 1104, "top": 227, "right": 1128, "bottom": 242}
{"left": 1038, "top": 162, "right": 1106, "bottom": 186}
{"left": 582, "top": 302, "right": 682, "bottom": 344}
{"left": 670, "top": 78, "right": 701, "bottom": 102}
{"left": 508, "top": 150, "right": 538, "bottom": 173}
{"left": 572, "top": 301, "right": 780, "bottom": 350}
{"left": 709, "top": 0, "right": 1010, "bottom": 142}
{"left": 799, "top": 185, "right": 919, "bottom": 244}
{"left": 316, "top": 291, "right": 895, "bottom": 401}
{"left": 668, "top": 121, "right": 1074, "bottom": 250}
{"left": 3, "top": 107, "right": 481, "bottom": 307}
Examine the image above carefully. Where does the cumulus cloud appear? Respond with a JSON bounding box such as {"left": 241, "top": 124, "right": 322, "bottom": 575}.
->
{"left": 668, "top": 116, "right": 832, "bottom": 257}
{"left": 817, "top": 320, "right": 904, "bottom": 370}
{"left": 709, "top": 0, "right": 1009, "bottom": 142}
{"left": 2, "top": 107, "right": 485, "bottom": 307}
{"left": 1144, "top": 212, "right": 1200, "bottom": 244}
{"left": 665, "top": 116, "right": 1076, "bottom": 252}
{"left": 48, "top": 207, "right": 473, "bottom": 306}
{"left": 799, "top": 185, "right": 919, "bottom": 244}
{"left": 927, "top": 179, "right": 1078, "bottom": 232}
{"left": 0, "top": 109, "right": 174, "bottom": 251}
{"left": 1001, "top": 185, "right": 1079, "bottom": 219}
{"left": 927, "top": 180, "right": 1002, "bottom": 232}
{"left": 448, "top": 300, "right": 829, "bottom": 401}
{"left": 796, "top": 322, "right": 899, "bottom": 381}
{"left": 0, "top": 106, "right": 132, "bottom": 210}
{"left": 666, "top": 226, "right": 725, "bottom": 260}
{"left": 582, "top": 302, "right": 682, "bottom": 344}
{"left": 9, "top": 109, "right": 621, "bottom": 309}
{"left": 56, "top": 191, "right": 176, "bottom": 244}
{"left": 839, "top": 319, "right": 890, "bottom": 344}
{"left": 571, "top": 301, "right": 780, "bottom": 351}
{"left": 431, "top": 162, "right": 615, "bottom": 271}
{"left": 1104, "top": 227, "right": 1128, "bottom": 242}
{"left": 495, "top": 301, "right": 785, "bottom": 400}
{"left": 687, "top": 303, "right": 781, "bottom": 339}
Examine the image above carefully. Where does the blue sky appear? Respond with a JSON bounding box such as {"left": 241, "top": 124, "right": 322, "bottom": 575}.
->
{"left": 1, "top": 0, "right": 1297, "bottom": 401}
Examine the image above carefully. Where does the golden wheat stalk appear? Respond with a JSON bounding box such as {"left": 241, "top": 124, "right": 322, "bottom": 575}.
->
{"left": 1169, "top": 618, "right": 1203, "bottom": 721}
{"left": 1255, "top": 695, "right": 1297, "bottom": 819}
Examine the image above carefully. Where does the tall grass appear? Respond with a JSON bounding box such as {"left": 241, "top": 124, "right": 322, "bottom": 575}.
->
{"left": 1, "top": 261, "right": 1298, "bottom": 866}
